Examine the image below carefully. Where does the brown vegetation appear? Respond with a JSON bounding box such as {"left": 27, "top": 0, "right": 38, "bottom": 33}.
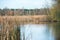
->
{"left": 0, "top": 15, "right": 48, "bottom": 24}
{"left": 0, "top": 15, "right": 48, "bottom": 40}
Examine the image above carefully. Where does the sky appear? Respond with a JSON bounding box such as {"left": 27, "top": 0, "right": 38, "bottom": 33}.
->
{"left": 0, "top": 0, "right": 54, "bottom": 9}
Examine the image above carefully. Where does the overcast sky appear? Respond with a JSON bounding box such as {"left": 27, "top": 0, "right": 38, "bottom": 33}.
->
{"left": 0, "top": 0, "right": 54, "bottom": 9}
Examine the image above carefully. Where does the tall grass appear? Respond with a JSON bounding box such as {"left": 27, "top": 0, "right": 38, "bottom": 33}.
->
{"left": 0, "top": 15, "right": 47, "bottom": 40}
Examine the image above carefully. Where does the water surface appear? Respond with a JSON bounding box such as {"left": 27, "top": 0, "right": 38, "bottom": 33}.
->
{"left": 20, "top": 23, "right": 60, "bottom": 40}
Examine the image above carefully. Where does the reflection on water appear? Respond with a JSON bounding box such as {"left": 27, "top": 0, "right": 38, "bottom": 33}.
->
{"left": 20, "top": 24, "right": 55, "bottom": 40}
{"left": 0, "top": 22, "right": 60, "bottom": 40}
{"left": 52, "top": 22, "right": 60, "bottom": 40}
{"left": 19, "top": 22, "right": 60, "bottom": 40}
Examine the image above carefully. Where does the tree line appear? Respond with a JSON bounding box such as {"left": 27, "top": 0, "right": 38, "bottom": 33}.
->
{"left": 0, "top": 8, "right": 48, "bottom": 16}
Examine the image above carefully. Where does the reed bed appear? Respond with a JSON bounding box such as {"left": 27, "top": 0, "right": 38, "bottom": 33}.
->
{"left": 0, "top": 15, "right": 47, "bottom": 24}
{"left": 0, "top": 15, "right": 47, "bottom": 40}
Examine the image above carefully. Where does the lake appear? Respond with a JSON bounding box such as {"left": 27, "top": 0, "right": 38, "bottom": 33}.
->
{"left": 19, "top": 22, "right": 60, "bottom": 40}
{"left": 0, "top": 22, "right": 60, "bottom": 40}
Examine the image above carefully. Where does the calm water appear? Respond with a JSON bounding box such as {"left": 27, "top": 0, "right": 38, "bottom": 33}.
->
{"left": 0, "top": 22, "right": 60, "bottom": 40}
{"left": 20, "top": 22, "right": 60, "bottom": 40}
